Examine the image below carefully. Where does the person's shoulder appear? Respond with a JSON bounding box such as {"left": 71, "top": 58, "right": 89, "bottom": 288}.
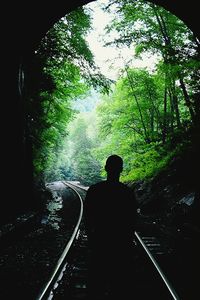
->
{"left": 119, "top": 182, "right": 131, "bottom": 190}
{"left": 120, "top": 182, "right": 136, "bottom": 196}
{"left": 88, "top": 180, "right": 106, "bottom": 191}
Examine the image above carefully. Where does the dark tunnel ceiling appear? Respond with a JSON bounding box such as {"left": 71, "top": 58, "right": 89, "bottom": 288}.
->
{"left": 10, "top": 0, "right": 199, "bottom": 55}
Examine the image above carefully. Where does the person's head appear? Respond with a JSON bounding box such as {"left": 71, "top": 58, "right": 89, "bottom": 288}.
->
{"left": 105, "top": 154, "right": 123, "bottom": 181}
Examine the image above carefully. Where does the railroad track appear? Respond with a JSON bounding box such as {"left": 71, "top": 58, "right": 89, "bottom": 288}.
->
{"left": 36, "top": 181, "right": 180, "bottom": 300}
{"left": 0, "top": 211, "right": 42, "bottom": 251}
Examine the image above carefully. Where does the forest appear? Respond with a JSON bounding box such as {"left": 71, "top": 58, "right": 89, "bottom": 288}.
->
{"left": 24, "top": 0, "right": 200, "bottom": 188}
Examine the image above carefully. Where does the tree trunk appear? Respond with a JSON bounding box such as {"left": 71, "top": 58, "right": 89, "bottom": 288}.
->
{"left": 162, "top": 85, "right": 168, "bottom": 143}
{"left": 179, "top": 76, "right": 196, "bottom": 124}
{"left": 126, "top": 68, "right": 150, "bottom": 143}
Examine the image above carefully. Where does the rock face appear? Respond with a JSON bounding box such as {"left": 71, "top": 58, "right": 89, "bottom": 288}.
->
{"left": 128, "top": 146, "right": 200, "bottom": 229}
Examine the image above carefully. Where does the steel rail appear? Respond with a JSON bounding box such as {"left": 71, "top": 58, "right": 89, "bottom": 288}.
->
{"left": 70, "top": 181, "right": 180, "bottom": 300}
{"left": 134, "top": 231, "right": 180, "bottom": 300}
{"left": 52, "top": 181, "right": 180, "bottom": 300}
{"left": 36, "top": 182, "right": 83, "bottom": 300}
{"left": 65, "top": 180, "right": 89, "bottom": 191}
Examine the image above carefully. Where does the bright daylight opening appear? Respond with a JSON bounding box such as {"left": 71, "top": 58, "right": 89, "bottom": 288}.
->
{"left": 29, "top": 0, "right": 199, "bottom": 187}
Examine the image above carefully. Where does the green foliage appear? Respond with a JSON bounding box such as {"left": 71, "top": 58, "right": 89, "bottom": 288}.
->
{"left": 45, "top": 112, "right": 103, "bottom": 185}
{"left": 121, "top": 143, "right": 173, "bottom": 181}
{"left": 66, "top": 114, "right": 103, "bottom": 185}
{"left": 104, "top": 0, "right": 200, "bottom": 123}
{"left": 95, "top": 62, "right": 196, "bottom": 182}
{"left": 26, "top": 0, "right": 199, "bottom": 187}
{"left": 25, "top": 6, "right": 112, "bottom": 181}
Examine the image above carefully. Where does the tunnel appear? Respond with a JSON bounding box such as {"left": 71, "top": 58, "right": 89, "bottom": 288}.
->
{"left": 1, "top": 0, "right": 199, "bottom": 224}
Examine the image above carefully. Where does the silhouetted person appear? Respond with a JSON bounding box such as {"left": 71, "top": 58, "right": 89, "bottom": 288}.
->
{"left": 84, "top": 154, "right": 137, "bottom": 299}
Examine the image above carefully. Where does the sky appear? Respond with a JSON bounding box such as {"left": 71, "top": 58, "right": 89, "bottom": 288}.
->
{"left": 85, "top": 0, "right": 158, "bottom": 81}
{"left": 73, "top": 0, "right": 159, "bottom": 112}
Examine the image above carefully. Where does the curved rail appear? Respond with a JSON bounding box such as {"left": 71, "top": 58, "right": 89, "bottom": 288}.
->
{"left": 68, "top": 181, "right": 180, "bottom": 300}
{"left": 37, "top": 181, "right": 180, "bottom": 300}
{"left": 36, "top": 182, "right": 83, "bottom": 300}
{"left": 66, "top": 180, "right": 89, "bottom": 191}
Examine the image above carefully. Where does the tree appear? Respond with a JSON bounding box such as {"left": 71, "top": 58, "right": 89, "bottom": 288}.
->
{"left": 24, "top": 6, "right": 111, "bottom": 183}
{"left": 103, "top": 0, "right": 200, "bottom": 125}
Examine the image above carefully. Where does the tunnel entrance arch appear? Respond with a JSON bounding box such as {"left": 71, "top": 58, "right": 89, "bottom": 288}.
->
{"left": 28, "top": 1, "right": 200, "bottom": 193}
{"left": 1, "top": 0, "right": 199, "bottom": 224}
{"left": 23, "top": 0, "right": 199, "bottom": 53}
